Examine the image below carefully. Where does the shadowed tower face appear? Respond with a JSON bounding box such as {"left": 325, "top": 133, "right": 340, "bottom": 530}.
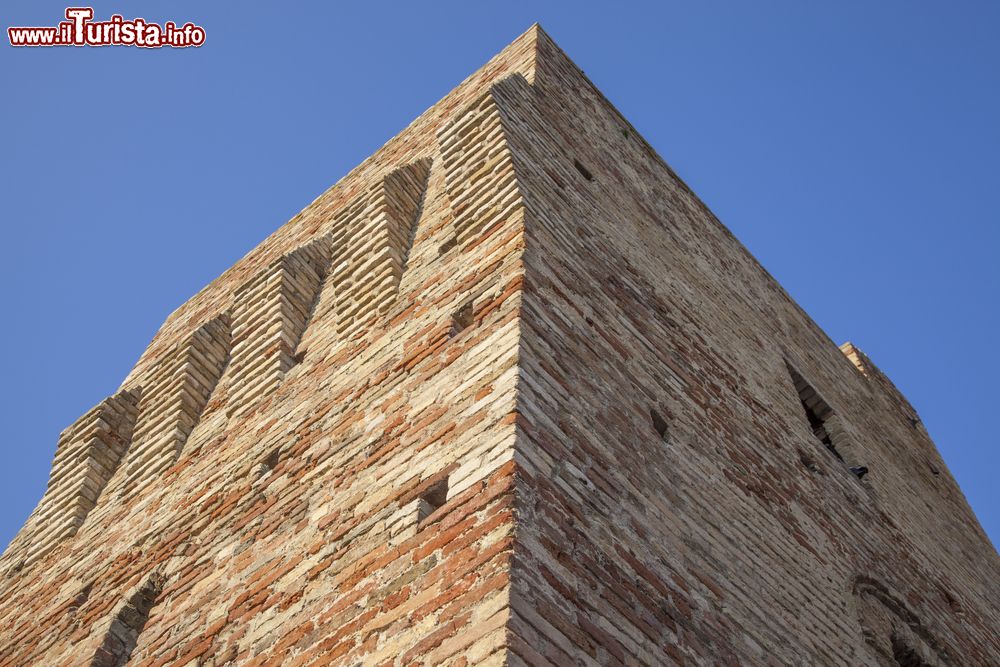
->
{"left": 2, "top": 25, "right": 998, "bottom": 667}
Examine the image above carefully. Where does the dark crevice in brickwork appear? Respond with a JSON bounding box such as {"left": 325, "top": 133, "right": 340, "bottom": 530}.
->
{"left": 785, "top": 362, "right": 875, "bottom": 487}
{"left": 803, "top": 396, "right": 837, "bottom": 455}
{"left": 798, "top": 448, "right": 821, "bottom": 474}
{"left": 438, "top": 236, "right": 458, "bottom": 255}
{"left": 939, "top": 586, "right": 963, "bottom": 615}
{"left": 90, "top": 574, "right": 164, "bottom": 667}
{"left": 650, "top": 408, "right": 669, "bottom": 440}
{"left": 256, "top": 446, "right": 282, "bottom": 479}
{"left": 264, "top": 447, "right": 281, "bottom": 471}
{"left": 573, "top": 159, "right": 594, "bottom": 181}
{"left": 850, "top": 465, "right": 870, "bottom": 480}
{"left": 69, "top": 582, "right": 94, "bottom": 616}
{"left": 450, "top": 301, "right": 475, "bottom": 337}
{"left": 418, "top": 477, "right": 449, "bottom": 523}
{"left": 6, "top": 559, "right": 24, "bottom": 578}
{"left": 892, "top": 632, "right": 930, "bottom": 666}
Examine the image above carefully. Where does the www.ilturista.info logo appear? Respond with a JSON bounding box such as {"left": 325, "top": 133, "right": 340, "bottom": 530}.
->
{"left": 8, "top": 7, "right": 205, "bottom": 48}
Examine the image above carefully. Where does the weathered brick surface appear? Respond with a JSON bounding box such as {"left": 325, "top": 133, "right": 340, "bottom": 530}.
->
{"left": 505, "top": 30, "right": 1000, "bottom": 667}
{"left": 1, "top": 25, "right": 997, "bottom": 667}
{"left": 4, "top": 389, "right": 140, "bottom": 570}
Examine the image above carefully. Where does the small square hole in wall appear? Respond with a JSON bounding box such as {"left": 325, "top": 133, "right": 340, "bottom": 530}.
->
{"left": 798, "top": 448, "right": 821, "bottom": 474}
{"left": 939, "top": 587, "right": 962, "bottom": 614}
{"left": 650, "top": 408, "right": 669, "bottom": 440}
{"left": 292, "top": 348, "right": 307, "bottom": 365}
{"left": 68, "top": 582, "right": 94, "bottom": 615}
{"left": 439, "top": 236, "right": 458, "bottom": 255}
{"left": 450, "top": 301, "right": 475, "bottom": 337}
{"left": 891, "top": 632, "right": 930, "bottom": 667}
{"left": 264, "top": 448, "right": 281, "bottom": 470}
{"left": 573, "top": 159, "right": 594, "bottom": 181}
{"left": 417, "top": 477, "right": 449, "bottom": 523}
{"left": 254, "top": 447, "right": 282, "bottom": 480}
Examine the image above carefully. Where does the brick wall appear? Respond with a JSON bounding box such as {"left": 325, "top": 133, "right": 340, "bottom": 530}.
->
{"left": 506, "top": 29, "right": 1000, "bottom": 666}
{"left": 1, "top": 25, "right": 997, "bottom": 667}
{"left": 0, "top": 28, "right": 536, "bottom": 667}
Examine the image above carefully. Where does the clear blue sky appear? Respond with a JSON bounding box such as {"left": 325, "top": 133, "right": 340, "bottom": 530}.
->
{"left": 2, "top": 2, "right": 997, "bottom": 550}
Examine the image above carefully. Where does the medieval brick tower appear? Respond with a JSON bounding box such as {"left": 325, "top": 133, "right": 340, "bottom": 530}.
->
{"left": 2, "top": 26, "right": 998, "bottom": 666}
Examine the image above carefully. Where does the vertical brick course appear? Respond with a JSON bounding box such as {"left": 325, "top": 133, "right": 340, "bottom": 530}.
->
{"left": 325, "top": 160, "right": 431, "bottom": 341}
{"left": 121, "top": 314, "right": 232, "bottom": 492}
{"left": 3, "top": 389, "right": 139, "bottom": 572}
{"left": 226, "top": 239, "right": 330, "bottom": 417}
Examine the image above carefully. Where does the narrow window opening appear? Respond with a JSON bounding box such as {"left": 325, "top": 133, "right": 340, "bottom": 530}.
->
{"left": 573, "top": 159, "right": 594, "bottom": 181}
{"left": 417, "top": 477, "right": 449, "bottom": 523}
{"left": 786, "top": 364, "right": 843, "bottom": 461}
{"left": 650, "top": 408, "right": 669, "bottom": 440}
{"left": 91, "top": 574, "right": 163, "bottom": 667}
{"left": 803, "top": 397, "right": 839, "bottom": 458}
{"left": 450, "top": 301, "right": 474, "bottom": 337}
